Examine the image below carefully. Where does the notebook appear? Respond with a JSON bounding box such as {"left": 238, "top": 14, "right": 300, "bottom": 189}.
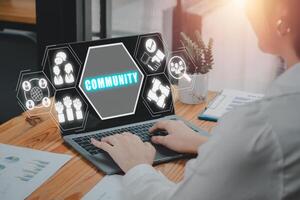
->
{"left": 198, "top": 89, "right": 264, "bottom": 122}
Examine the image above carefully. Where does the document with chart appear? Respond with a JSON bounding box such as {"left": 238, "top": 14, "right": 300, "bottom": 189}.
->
{"left": 199, "top": 89, "right": 264, "bottom": 122}
{"left": 0, "top": 144, "right": 72, "bottom": 200}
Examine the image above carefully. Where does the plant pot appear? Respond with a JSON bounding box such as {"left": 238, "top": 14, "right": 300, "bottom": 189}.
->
{"left": 178, "top": 73, "right": 208, "bottom": 104}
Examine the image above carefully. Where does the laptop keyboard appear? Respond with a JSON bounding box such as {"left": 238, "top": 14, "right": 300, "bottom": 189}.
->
{"left": 72, "top": 121, "right": 199, "bottom": 155}
{"left": 73, "top": 122, "right": 163, "bottom": 155}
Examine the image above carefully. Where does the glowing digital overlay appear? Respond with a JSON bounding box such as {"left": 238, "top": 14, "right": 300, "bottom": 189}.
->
{"left": 16, "top": 71, "right": 55, "bottom": 117}
{"left": 52, "top": 88, "right": 88, "bottom": 131}
{"left": 79, "top": 43, "right": 144, "bottom": 120}
{"left": 141, "top": 74, "right": 173, "bottom": 115}
{"left": 43, "top": 46, "right": 82, "bottom": 91}
{"left": 40, "top": 46, "right": 87, "bottom": 131}
{"left": 134, "top": 34, "right": 168, "bottom": 75}
{"left": 83, "top": 71, "right": 139, "bottom": 92}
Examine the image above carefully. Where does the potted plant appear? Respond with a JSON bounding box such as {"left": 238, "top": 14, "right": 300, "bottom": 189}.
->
{"left": 178, "top": 31, "right": 214, "bottom": 104}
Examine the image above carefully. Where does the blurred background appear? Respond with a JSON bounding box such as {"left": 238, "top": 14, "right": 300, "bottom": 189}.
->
{"left": 0, "top": 0, "right": 283, "bottom": 122}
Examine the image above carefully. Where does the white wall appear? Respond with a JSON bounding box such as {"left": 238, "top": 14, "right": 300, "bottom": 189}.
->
{"left": 201, "top": 1, "right": 283, "bottom": 93}
{"left": 92, "top": 0, "right": 284, "bottom": 93}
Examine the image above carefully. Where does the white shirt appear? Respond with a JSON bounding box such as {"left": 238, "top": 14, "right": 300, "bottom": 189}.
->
{"left": 122, "top": 63, "right": 300, "bottom": 200}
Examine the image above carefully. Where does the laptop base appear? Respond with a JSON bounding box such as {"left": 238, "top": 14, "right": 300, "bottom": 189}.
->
{"left": 64, "top": 115, "right": 209, "bottom": 175}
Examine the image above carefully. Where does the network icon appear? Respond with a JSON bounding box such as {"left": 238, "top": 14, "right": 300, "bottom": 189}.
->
{"left": 21, "top": 77, "right": 51, "bottom": 110}
{"left": 147, "top": 78, "right": 170, "bottom": 109}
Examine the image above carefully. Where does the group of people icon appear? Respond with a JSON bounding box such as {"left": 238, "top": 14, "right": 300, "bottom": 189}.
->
{"left": 55, "top": 96, "right": 83, "bottom": 123}
{"left": 53, "top": 52, "right": 75, "bottom": 86}
{"left": 22, "top": 78, "right": 51, "bottom": 110}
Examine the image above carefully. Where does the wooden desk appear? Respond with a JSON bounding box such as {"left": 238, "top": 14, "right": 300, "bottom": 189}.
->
{"left": 0, "top": 0, "right": 36, "bottom": 30}
{"left": 0, "top": 92, "right": 217, "bottom": 200}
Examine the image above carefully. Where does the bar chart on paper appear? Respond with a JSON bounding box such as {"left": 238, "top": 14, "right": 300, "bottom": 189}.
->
{"left": 198, "top": 89, "right": 264, "bottom": 122}
{"left": 0, "top": 144, "right": 72, "bottom": 200}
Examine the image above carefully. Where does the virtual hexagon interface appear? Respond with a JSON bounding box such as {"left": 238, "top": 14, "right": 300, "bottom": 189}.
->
{"left": 17, "top": 33, "right": 182, "bottom": 134}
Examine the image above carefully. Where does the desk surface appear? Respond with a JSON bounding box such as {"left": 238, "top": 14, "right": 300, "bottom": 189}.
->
{"left": 0, "top": 92, "right": 217, "bottom": 200}
{"left": 0, "top": 0, "right": 36, "bottom": 25}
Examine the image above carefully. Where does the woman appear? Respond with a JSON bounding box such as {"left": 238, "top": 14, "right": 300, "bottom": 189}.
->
{"left": 91, "top": 0, "right": 300, "bottom": 199}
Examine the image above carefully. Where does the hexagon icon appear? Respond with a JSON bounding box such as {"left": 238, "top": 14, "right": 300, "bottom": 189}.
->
{"left": 164, "top": 49, "right": 197, "bottom": 91}
{"left": 42, "top": 46, "right": 82, "bottom": 91}
{"left": 141, "top": 74, "right": 173, "bottom": 116}
{"left": 16, "top": 71, "right": 55, "bottom": 117}
{"left": 134, "top": 33, "right": 169, "bottom": 75}
{"left": 50, "top": 88, "right": 88, "bottom": 131}
{"left": 79, "top": 43, "right": 144, "bottom": 120}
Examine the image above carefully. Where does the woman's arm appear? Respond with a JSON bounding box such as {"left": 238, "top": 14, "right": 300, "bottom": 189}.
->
{"left": 150, "top": 120, "right": 209, "bottom": 154}
{"left": 91, "top": 120, "right": 208, "bottom": 172}
{"left": 92, "top": 106, "right": 281, "bottom": 200}
{"left": 121, "top": 107, "right": 281, "bottom": 200}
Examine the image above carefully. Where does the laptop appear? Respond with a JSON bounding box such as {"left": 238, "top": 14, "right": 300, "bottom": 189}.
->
{"left": 43, "top": 33, "right": 209, "bottom": 174}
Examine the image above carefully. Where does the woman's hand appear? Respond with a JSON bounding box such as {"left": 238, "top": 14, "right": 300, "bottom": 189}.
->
{"left": 91, "top": 132, "right": 156, "bottom": 173}
{"left": 150, "top": 120, "right": 208, "bottom": 154}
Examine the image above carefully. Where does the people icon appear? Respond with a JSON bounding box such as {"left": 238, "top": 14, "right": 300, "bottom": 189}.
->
{"left": 63, "top": 96, "right": 74, "bottom": 121}
{"left": 53, "top": 65, "right": 64, "bottom": 86}
{"left": 170, "top": 60, "right": 185, "bottom": 75}
{"left": 22, "top": 81, "right": 31, "bottom": 91}
{"left": 64, "top": 63, "right": 75, "bottom": 84}
{"left": 42, "top": 97, "right": 51, "bottom": 107}
{"left": 56, "top": 52, "right": 67, "bottom": 61}
{"left": 73, "top": 98, "right": 83, "bottom": 120}
{"left": 52, "top": 50, "right": 77, "bottom": 87}
{"left": 168, "top": 56, "right": 191, "bottom": 82}
{"left": 25, "top": 99, "right": 35, "bottom": 110}
{"left": 141, "top": 38, "right": 166, "bottom": 72}
{"left": 39, "top": 78, "right": 47, "bottom": 89}
{"left": 55, "top": 101, "right": 65, "bottom": 123}
{"left": 54, "top": 51, "right": 67, "bottom": 65}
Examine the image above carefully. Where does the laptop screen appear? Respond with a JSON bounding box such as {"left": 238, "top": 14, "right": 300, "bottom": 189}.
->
{"left": 43, "top": 33, "right": 175, "bottom": 135}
